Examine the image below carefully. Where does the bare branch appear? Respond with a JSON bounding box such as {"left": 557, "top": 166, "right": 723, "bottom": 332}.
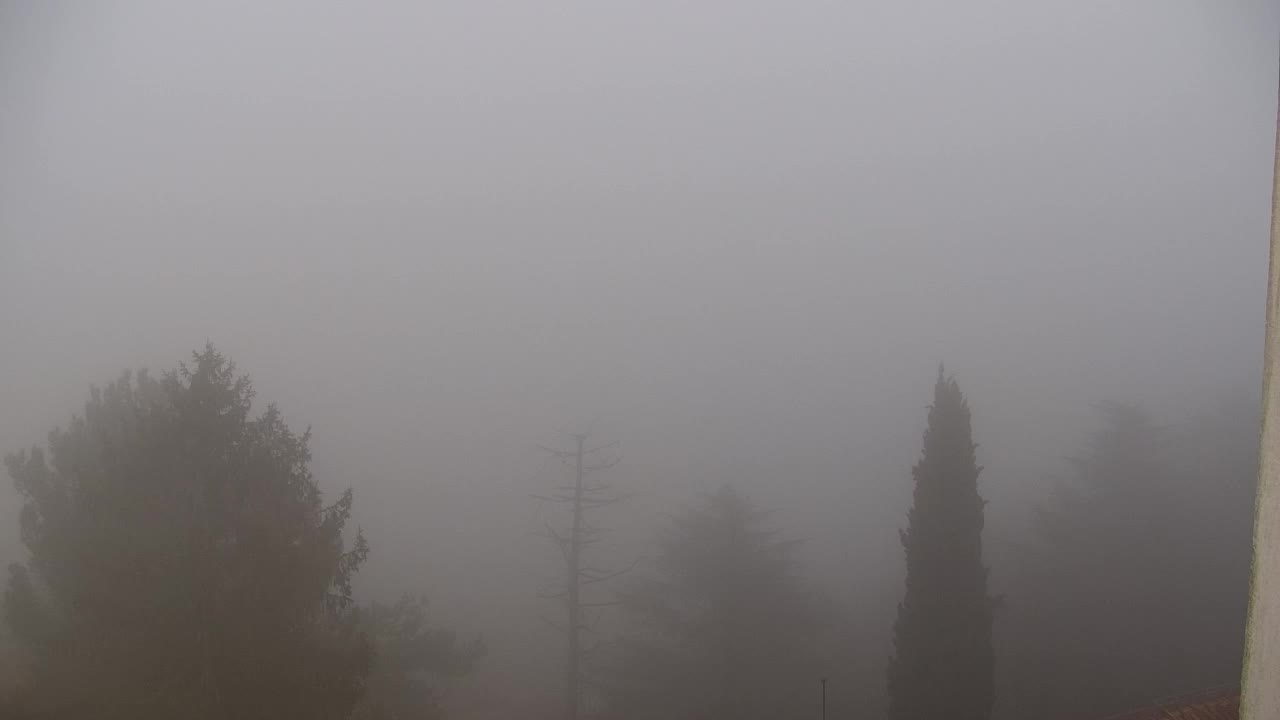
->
{"left": 583, "top": 440, "right": 621, "bottom": 455}
{"left": 578, "top": 557, "right": 643, "bottom": 585}
{"left": 539, "top": 615, "right": 568, "bottom": 635}
{"left": 532, "top": 493, "right": 576, "bottom": 504}
{"left": 536, "top": 523, "right": 572, "bottom": 563}
{"left": 583, "top": 457, "right": 621, "bottom": 473}
{"left": 536, "top": 444, "right": 577, "bottom": 458}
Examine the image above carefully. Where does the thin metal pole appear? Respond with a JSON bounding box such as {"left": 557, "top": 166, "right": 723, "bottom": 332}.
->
{"left": 821, "top": 677, "right": 827, "bottom": 720}
{"left": 566, "top": 433, "right": 585, "bottom": 720}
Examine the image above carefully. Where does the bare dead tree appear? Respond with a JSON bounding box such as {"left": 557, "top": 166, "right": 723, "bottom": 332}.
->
{"left": 534, "top": 433, "right": 632, "bottom": 720}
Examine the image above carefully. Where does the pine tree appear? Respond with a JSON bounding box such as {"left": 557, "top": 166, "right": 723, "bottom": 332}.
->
{"left": 602, "top": 486, "right": 823, "bottom": 720}
{"left": 3, "top": 346, "right": 371, "bottom": 719}
{"left": 888, "top": 368, "right": 994, "bottom": 720}
{"left": 999, "top": 400, "right": 1253, "bottom": 720}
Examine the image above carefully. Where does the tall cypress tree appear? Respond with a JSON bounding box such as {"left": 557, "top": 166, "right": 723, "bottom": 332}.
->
{"left": 888, "top": 368, "right": 995, "bottom": 720}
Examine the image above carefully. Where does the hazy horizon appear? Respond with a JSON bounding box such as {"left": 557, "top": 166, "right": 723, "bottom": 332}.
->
{"left": 2, "top": 2, "right": 1276, "bottom": 714}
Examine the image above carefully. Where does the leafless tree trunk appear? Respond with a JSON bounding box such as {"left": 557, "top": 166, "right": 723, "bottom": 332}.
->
{"left": 535, "top": 433, "right": 631, "bottom": 720}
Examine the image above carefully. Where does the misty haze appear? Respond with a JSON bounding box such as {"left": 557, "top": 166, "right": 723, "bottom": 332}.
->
{"left": 0, "top": 3, "right": 1275, "bottom": 720}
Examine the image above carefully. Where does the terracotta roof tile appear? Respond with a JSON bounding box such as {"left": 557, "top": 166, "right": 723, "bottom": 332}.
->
{"left": 1100, "top": 688, "right": 1239, "bottom": 720}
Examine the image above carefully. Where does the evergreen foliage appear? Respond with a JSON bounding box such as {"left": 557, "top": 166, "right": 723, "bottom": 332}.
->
{"left": 888, "top": 369, "right": 995, "bottom": 720}
{"left": 3, "top": 346, "right": 371, "bottom": 720}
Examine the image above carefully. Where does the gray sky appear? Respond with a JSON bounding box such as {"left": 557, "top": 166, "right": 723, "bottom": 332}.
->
{"left": 1, "top": 0, "right": 1276, "bottom": 707}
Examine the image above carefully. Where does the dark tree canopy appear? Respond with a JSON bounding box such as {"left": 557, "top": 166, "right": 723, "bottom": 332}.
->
{"left": 3, "top": 346, "right": 370, "bottom": 720}
{"left": 888, "top": 369, "right": 995, "bottom": 720}
{"left": 602, "top": 485, "right": 823, "bottom": 720}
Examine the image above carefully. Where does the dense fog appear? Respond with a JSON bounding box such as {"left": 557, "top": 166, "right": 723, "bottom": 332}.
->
{"left": 1, "top": 3, "right": 1276, "bottom": 719}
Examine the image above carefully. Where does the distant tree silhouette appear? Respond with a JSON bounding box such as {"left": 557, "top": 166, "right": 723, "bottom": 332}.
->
{"left": 352, "top": 594, "right": 485, "bottom": 720}
{"left": 998, "top": 399, "right": 1257, "bottom": 720}
{"left": 602, "top": 485, "right": 822, "bottom": 720}
{"left": 888, "top": 369, "right": 995, "bottom": 720}
{"left": 534, "top": 433, "right": 629, "bottom": 720}
{"left": 3, "top": 345, "right": 370, "bottom": 719}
